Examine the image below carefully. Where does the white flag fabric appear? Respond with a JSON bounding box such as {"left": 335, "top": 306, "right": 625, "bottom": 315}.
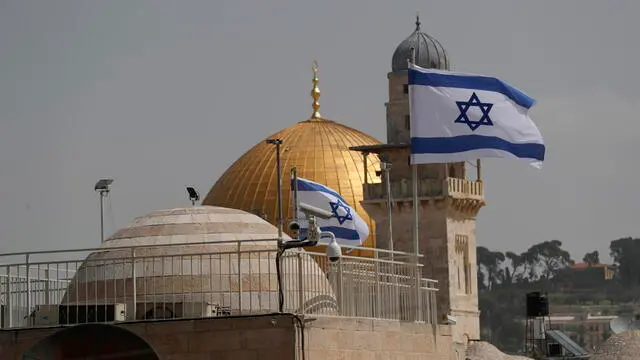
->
{"left": 409, "top": 64, "right": 545, "bottom": 167}
{"left": 292, "top": 177, "right": 369, "bottom": 246}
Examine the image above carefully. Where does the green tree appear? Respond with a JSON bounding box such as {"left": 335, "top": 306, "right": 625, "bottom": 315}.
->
{"left": 610, "top": 237, "right": 640, "bottom": 287}
{"left": 477, "top": 246, "right": 506, "bottom": 290}
{"left": 583, "top": 250, "right": 600, "bottom": 265}
{"left": 522, "top": 240, "right": 574, "bottom": 280}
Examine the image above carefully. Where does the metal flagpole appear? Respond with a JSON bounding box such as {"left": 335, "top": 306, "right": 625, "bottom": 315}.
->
{"left": 409, "top": 48, "right": 419, "bottom": 259}
{"left": 408, "top": 48, "right": 422, "bottom": 321}
{"left": 291, "top": 167, "right": 300, "bottom": 240}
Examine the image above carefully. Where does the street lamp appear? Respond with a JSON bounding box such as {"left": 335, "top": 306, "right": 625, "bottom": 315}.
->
{"left": 266, "top": 138, "right": 284, "bottom": 242}
{"left": 94, "top": 179, "right": 113, "bottom": 243}
{"left": 186, "top": 186, "right": 200, "bottom": 206}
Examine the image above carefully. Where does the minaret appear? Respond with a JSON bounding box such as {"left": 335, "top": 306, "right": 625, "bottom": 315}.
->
{"left": 351, "top": 16, "right": 485, "bottom": 346}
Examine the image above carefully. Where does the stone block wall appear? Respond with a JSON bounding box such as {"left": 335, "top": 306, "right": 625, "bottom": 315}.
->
{"left": 1, "top": 315, "right": 458, "bottom": 359}
{"left": 0, "top": 315, "right": 297, "bottom": 360}
{"left": 304, "top": 317, "right": 454, "bottom": 360}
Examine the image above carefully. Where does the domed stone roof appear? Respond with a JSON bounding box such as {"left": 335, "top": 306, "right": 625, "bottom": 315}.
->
{"left": 202, "top": 63, "right": 381, "bottom": 251}
{"left": 391, "top": 15, "right": 449, "bottom": 72}
{"left": 63, "top": 206, "right": 335, "bottom": 317}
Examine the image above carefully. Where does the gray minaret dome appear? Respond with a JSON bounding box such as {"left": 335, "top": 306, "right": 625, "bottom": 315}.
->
{"left": 391, "top": 15, "right": 450, "bottom": 72}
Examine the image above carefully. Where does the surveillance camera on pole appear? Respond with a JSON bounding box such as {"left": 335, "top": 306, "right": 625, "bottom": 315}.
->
{"left": 275, "top": 201, "right": 341, "bottom": 313}
{"left": 280, "top": 202, "right": 341, "bottom": 261}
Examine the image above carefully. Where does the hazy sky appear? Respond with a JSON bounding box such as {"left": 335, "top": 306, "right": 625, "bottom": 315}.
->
{"left": 1, "top": 0, "right": 638, "bottom": 262}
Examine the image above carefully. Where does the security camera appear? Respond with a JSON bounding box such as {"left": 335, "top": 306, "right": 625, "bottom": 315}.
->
{"left": 299, "top": 202, "right": 332, "bottom": 220}
{"left": 325, "top": 236, "right": 341, "bottom": 263}
{"left": 288, "top": 220, "right": 301, "bottom": 234}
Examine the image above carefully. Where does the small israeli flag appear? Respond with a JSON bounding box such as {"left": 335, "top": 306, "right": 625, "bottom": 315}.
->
{"left": 293, "top": 177, "right": 369, "bottom": 246}
{"left": 409, "top": 64, "right": 545, "bottom": 167}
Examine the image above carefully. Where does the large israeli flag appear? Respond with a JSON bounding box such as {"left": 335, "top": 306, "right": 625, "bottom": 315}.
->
{"left": 293, "top": 177, "right": 369, "bottom": 246}
{"left": 409, "top": 64, "right": 545, "bottom": 167}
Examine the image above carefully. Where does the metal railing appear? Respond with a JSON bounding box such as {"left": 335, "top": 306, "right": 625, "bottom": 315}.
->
{"left": 363, "top": 177, "right": 484, "bottom": 202}
{"left": 0, "top": 240, "right": 438, "bottom": 329}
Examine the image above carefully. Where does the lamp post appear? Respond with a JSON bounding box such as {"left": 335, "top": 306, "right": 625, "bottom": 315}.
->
{"left": 94, "top": 179, "right": 114, "bottom": 243}
{"left": 186, "top": 186, "right": 200, "bottom": 206}
{"left": 266, "top": 138, "right": 284, "bottom": 242}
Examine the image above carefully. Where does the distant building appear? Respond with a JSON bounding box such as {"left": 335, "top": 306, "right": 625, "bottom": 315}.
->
{"left": 569, "top": 262, "right": 616, "bottom": 281}
{"left": 549, "top": 313, "right": 616, "bottom": 351}
{"left": 554, "top": 262, "right": 617, "bottom": 291}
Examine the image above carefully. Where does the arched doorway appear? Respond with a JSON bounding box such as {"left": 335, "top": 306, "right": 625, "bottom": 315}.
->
{"left": 22, "top": 323, "right": 158, "bottom": 360}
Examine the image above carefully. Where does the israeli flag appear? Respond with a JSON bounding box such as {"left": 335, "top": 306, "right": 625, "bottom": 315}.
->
{"left": 409, "top": 64, "right": 545, "bottom": 167}
{"left": 293, "top": 177, "right": 369, "bottom": 246}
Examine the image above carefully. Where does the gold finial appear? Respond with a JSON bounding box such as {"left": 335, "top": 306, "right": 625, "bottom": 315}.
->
{"left": 310, "top": 60, "right": 322, "bottom": 120}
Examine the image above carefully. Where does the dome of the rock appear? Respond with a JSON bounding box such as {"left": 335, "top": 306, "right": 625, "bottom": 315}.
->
{"left": 62, "top": 206, "right": 336, "bottom": 317}
{"left": 202, "top": 63, "right": 381, "bottom": 250}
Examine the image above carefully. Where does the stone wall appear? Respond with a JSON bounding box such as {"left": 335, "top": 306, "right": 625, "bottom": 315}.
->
{"left": 0, "top": 315, "right": 297, "bottom": 360}
{"left": 304, "top": 317, "right": 454, "bottom": 360}
{"left": 1, "top": 315, "right": 457, "bottom": 360}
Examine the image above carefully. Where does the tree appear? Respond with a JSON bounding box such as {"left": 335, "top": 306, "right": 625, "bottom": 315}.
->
{"left": 477, "top": 246, "right": 506, "bottom": 290}
{"left": 583, "top": 251, "right": 600, "bottom": 265}
{"left": 610, "top": 237, "right": 640, "bottom": 287}
{"left": 521, "top": 240, "right": 574, "bottom": 281}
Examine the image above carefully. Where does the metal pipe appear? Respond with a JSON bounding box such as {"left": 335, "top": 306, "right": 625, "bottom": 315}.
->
{"left": 267, "top": 139, "right": 284, "bottom": 242}
{"left": 291, "top": 167, "right": 299, "bottom": 239}
{"left": 99, "top": 191, "right": 105, "bottom": 243}
{"left": 383, "top": 163, "right": 394, "bottom": 256}
{"left": 276, "top": 142, "right": 283, "bottom": 239}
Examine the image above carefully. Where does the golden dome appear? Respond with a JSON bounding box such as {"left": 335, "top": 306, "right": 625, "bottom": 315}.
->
{"left": 203, "top": 62, "right": 382, "bottom": 250}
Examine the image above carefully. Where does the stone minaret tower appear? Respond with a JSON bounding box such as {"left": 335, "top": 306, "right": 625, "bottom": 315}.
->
{"left": 351, "top": 16, "right": 485, "bottom": 345}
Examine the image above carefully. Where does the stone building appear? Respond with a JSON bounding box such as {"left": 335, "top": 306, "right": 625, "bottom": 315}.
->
{"left": 0, "top": 17, "right": 490, "bottom": 360}
{"left": 350, "top": 16, "right": 484, "bottom": 344}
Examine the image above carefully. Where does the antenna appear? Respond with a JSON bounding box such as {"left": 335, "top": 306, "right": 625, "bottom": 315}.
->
{"left": 610, "top": 315, "right": 640, "bottom": 334}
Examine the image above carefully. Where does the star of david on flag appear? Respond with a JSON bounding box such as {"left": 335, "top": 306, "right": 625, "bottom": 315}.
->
{"left": 408, "top": 64, "right": 546, "bottom": 167}
{"left": 329, "top": 198, "right": 353, "bottom": 225}
{"left": 454, "top": 92, "right": 493, "bottom": 131}
{"left": 292, "top": 177, "right": 369, "bottom": 246}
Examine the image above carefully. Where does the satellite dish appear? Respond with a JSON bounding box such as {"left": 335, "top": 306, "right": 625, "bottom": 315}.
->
{"left": 610, "top": 315, "right": 640, "bottom": 334}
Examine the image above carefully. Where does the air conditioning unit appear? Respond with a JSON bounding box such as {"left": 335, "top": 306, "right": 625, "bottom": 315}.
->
{"left": 58, "top": 303, "right": 126, "bottom": 325}
{"left": 131, "top": 302, "right": 232, "bottom": 320}
{"left": 180, "top": 302, "right": 217, "bottom": 318}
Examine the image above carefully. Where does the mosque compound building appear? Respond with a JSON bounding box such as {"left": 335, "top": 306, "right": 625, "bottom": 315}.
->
{"left": 0, "top": 17, "right": 545, "bottom": 360}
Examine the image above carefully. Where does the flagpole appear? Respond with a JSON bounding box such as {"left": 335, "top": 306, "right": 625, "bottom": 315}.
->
{"left": 476, "top": 159, "right": 482, "bottom": 181}
{"left": 409, "top": 49, "right": 419, "bottom": 260}
{"left": 291, "top": 167, "right": 300, "bottom": 240}
{"left": 408, "top": 48, "right": 423, "bottom": 321}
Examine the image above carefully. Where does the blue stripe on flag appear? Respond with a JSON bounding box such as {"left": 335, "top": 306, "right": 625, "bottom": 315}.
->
{"left": 294, "top": 178, "right": 346, "bottom": 203}
{"left": 411, "top": 135, "right": 545, "bottom": 161}
{"left": 299, "top": 227, "right": 361, "bottom": 241}
{"left": 408, "top": 69, "right": 535, "bottom": 109}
